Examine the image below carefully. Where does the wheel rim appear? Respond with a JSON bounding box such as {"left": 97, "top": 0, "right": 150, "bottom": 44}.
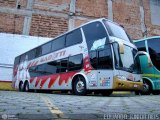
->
{"left": 26, "top": 83, "right": 29, "bottom": 91}
{"left": 143, "top": 83, "right": 149, "bottom": 92}
{"left": 20, "top": 83, "right": 23, "bottom": 91}
{"left": 76, "top": 80, "right": 85, "bottom": 93}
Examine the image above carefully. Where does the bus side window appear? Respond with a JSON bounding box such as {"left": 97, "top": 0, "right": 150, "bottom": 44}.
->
{"left": 29, "top": 66, "right": 37, "bottom": 78}
{"left": 42, "top": 42, "right": 52, "bottom": 55}
{"left": 66, "top": 29, "right": 82, "bottom": 47}
{"left": 134, "top": 41, "right": 146, "bottom": 52}
{"left": 14, "top": 56, "right": 20, "bottom": 65}
{"left": 68, "top": 54, "right": 83, "bottom": 71}
{"left": 52, "top": 36, "right": 65, "bottom": 52}
{"left": 60, "top": 58, "right": 68, "bottom": 72}
{"left": 27, "top": 49, "right": 36, "bottom": 60}
{"left": 37, "top": 64, "right": 46, "bottom": 76}
{"left": 47, "top": 60, "right": 61, "bottom": 74}
{"left": 20, "top": 54, "right": 26, "bottom": 62}
{"left": 148, "top": 38, "right": 160, "bottom": 71}
{"left": 36, "top": 47, "right": 42, "bottom": 57}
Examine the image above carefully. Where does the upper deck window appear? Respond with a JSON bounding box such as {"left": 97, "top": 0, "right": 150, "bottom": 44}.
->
{"left": 83, "top": 21, "right": 109, "bottom": 51}
{"left": 42, "top": 42, "right": 52, "bottom": 55}
{"left": 104, "top": 20, "right": 131, "bottom": 42}
{"left": 66, "top": 29, "right": 82, "bottom": 47}
{"left": 52, "top": 36, "right": 65, "bottom": 52}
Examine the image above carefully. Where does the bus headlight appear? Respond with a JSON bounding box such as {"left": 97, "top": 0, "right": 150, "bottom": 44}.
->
{"left": 116, "top": 75, "right": 127, "bottom": 80}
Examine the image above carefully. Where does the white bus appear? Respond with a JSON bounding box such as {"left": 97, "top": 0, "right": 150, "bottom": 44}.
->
{"left": 12, "top": 18, "right": 144, "bottom": 96}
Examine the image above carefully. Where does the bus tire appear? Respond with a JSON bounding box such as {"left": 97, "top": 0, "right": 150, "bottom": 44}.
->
{"left": 23, "top": 81, "right": 29, "bottom": 92}
{"left": 152, "top": 90, "right": 160, "bottom": 95}
{"left": 141, "top": 80, "right": 152, "bottom": 95}
{"left": 19, "top": 81, "right": 23, "bottom": 92}
{"left": 73, "top": 76, "right": 86, "bottom": 95}
{"left": 101, "top": 90, "right": 113, "bottom": 96}
{"left": 135, "top": 91, "right": 140, "bottom": 95}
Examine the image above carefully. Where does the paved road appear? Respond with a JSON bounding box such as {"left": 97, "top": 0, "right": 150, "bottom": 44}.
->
{"left": 0, "top": 91, "right": 160, "bottom": 120}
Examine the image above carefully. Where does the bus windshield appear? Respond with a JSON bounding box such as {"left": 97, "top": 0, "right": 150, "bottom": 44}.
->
{"left": 103, "top": 20, "right": 131, "bottom": 42}
{"left": 113, "top": 43, "right": 141, "bottom": 74}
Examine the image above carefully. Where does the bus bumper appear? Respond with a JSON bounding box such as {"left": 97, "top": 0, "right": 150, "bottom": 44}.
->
{"left": 113, "top": 76, "right": 143, "bottom": 91}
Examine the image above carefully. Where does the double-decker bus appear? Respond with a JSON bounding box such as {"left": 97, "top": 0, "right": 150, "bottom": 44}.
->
{"left": 134, "top": 36, "right": 160, "bottom": 95}
{"left": 12, "top": 18, "right": 144, "bottom": 96}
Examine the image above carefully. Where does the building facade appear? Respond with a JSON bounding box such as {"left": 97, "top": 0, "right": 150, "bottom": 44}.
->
{"left": 0, "top": 0, "right": 159, "bottom": 40}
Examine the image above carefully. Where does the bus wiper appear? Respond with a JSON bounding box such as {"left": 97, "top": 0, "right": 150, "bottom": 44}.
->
{"left": 126, "top": 68, "right": 134, "bottom": 73}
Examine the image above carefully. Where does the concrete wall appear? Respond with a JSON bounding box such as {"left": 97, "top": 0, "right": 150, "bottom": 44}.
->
{"left": 0, "top": 0, "right": 159, "bottom": 40}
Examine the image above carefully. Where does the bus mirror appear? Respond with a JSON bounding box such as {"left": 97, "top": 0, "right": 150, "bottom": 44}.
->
{"left": 118, "top": 41, "right": 124, "bottom": 54}
{"left": 135, "top": 51, "right": 151, "bottom": 65}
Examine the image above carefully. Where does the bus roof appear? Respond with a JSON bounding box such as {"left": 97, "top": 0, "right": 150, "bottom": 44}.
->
{"left": 16, "top": 18, "right": 120, "bottom": 58}
{"left": 134, "top": 36, "right": 160, "bottom": 42}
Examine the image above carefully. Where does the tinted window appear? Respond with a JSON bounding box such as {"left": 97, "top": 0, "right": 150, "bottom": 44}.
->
{"left": 66, "top": 29, "right": 82, "bottom": 47}
{"left": 45, "top": 62, "right": 57, "bottom": 74}
{"left": 68, "top": 54, "right": 83, "bottom": 71}
{"left": 27, "top": 49, "right": 36, "bottom": 60}
{"left": 52, "top": 36, "right": 65, "bottom": 51}
{"left": 89, "top": 51, "right": 97, "bottom": 69}
{"left": 89, "top": 45, "right": 113, "bottom": 69}
{"left": 29, "top": 66, "right": 37, "bottom": 77}
{"left": 60, "top": 58, "right": 68, "bottom": 72}
{"left": 20, "top": 54, "right": 26, "bottom": 62}
{"left": 42, "top": 42, "right": 51, "bottom": 55}
{"left": 98, "top": 45, "right": 112, "bottom": 69}
{"left": 83, "top": 22, "right": 109, "bottom": 51}
{"left": 29, "top": 55, "right": 83, "bottom": 78}
{"left": 104, "top": 20, "right": 131, "bottom": 42}
{"left": 36, "top": 47, "right": 42, "bottom": 57}
{"left": 47, "top": 60, "right": 61, "bottom": 74}
{"left": 37, "top": 64, "right": 46, "bottom": 76}
{"left": 148, "top": 38, "right": 160, "bottom": 71}
{"left": 14, "top": 56, "right": 20, "bottom": 65}
{"left": 135, "top": 41, "right": 146, "bottom": 51}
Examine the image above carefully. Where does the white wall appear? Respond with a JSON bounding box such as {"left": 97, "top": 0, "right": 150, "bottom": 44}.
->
{"left": 0, "top": 33, "right": 51, "bottom": 81}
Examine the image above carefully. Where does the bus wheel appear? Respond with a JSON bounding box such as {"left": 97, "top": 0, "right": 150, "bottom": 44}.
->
{"left": 135, "top": 91, "right": 140, "bottom": 95}
{"left": 152, "top": 90, "right": 160, "bottom": 95}
{"left": 101, "top": 90, "right": 113, "bottom": 96}
{"left": 23, "top": 81, "right": 29, "bottom": 92}
{"left": 19, "top": 81, "right": 23, "bottom": 92}
{"left": 141, "top": 80, "right": 152, "bottom": 95}
{"left": 73, "top": 76, "right": 86, "bottom": 95}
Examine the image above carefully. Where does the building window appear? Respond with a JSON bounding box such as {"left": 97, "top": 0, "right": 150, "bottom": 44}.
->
{"left": 150, "top": 0, "right": 160, "bottom": 25}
